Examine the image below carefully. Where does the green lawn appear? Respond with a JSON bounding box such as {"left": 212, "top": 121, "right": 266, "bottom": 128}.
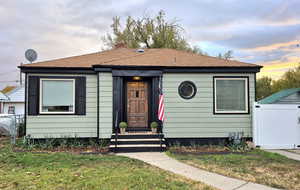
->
{"left": 168, "top": 149, "right": 300, "bottom": 190}
{"left": 0, "top": 138, "right": 214, "bottom": 190}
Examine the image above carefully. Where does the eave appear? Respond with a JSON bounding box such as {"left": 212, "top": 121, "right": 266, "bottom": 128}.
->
{"left": 19, "top": 64, "right": 263, "bottom": 74}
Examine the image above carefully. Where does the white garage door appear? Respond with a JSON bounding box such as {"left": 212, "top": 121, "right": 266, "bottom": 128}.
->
{"left": 253, "top": 104, "right": 300, "bottom": 149}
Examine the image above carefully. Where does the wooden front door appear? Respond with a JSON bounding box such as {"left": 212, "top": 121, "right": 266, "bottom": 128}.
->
{"left": 127, "top": 81, "right": 148, "bottom": 128}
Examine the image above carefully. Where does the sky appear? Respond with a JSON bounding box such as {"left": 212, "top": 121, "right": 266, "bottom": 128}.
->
{"left": 0, "top": 0, "right": 299, "bottom": 89}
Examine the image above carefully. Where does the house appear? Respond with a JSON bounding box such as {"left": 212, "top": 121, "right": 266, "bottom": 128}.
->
{"left": 0, "top": 91, "right": 8, "bottom": 114}
{"left": 1, "top": 86, "right": 17, "bottom": 94}
{"left": 253, "top": 88, "right": 300, "bottom": 149}
{"left": 2, "top": 86, "right": 25, "bottom": 115}
{"left": 258, "top": 88, "right": 300, "bottom": 104}
{"left": 19, "top": 47, "right": 262, "bottom": 151}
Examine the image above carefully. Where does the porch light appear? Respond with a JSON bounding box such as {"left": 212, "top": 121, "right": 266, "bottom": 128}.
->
{"left": 133, "top": 76, "right": 142, "bottom": 80}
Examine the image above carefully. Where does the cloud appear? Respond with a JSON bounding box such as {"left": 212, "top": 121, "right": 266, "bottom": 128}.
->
{"left": 257, "top": 56, "right": 300, "bottom": 79}
{"left": 215, "top": 24, "right": 300, "bottom": 49}
{"left": 242, "top": 40, "right": 300, "bottom": 52}
{"left": 1, "top": 0, "right": 300, "bottom": 89}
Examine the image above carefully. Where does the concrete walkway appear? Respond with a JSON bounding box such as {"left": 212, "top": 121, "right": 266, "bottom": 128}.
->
{"left": 265, "top": 149, "right": 300, "bottom": 161}
{"left": 118, "top": 152, "right": 279, "bottom": 190}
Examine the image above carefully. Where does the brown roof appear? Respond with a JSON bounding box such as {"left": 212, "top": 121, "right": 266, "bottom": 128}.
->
{"left": 20, "top": 48, "right": 261, "bottom": 69}
{"left": 1, "top": 86, "right": 17, "bottom": 94}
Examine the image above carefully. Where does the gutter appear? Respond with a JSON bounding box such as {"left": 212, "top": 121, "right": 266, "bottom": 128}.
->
{"left": 19, "top": 64, "right": 263, "bottom": 74}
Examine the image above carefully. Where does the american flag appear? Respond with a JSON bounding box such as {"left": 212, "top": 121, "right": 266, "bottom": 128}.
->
{"left": 158, "top": 77, "right": 165, "bottom": 121}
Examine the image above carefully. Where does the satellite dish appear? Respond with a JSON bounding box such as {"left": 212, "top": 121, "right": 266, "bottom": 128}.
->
{"left": 25, "top": 49, "right": 38, "bottom": 63}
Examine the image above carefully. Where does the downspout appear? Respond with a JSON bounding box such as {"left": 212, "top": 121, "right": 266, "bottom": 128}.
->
{"left": 24, "top": 73, "right": 27, "bottom": 136}
{"left": 254, "top": 73, "right": 257, "bottom": 101}
{"left": 97, "top": 72, "right": 100, "bottom": 142}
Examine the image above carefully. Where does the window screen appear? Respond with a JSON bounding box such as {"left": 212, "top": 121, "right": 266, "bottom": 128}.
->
{"left": 214, "top": 78, "right": 248, "bottom": 113}
{"left": 40, "top": 79, "right": 75, "bottom": 113}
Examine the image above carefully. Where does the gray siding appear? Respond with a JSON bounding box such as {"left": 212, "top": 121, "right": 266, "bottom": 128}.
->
{"left": 163, "top": 73, "right": 255, "bottom": 138}
{"left": 99, "top": 73, "right": 113, "bottom": 138}
{"left": 26, "top": 74, "right": 98, "bottom": 138}
{"left": 26, "top": 71, "right": 255, "bottom": 139}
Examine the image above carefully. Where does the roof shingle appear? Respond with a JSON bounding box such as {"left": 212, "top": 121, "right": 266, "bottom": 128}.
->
{"left": 20, "top": 48, "right": 261, "bottom": 69}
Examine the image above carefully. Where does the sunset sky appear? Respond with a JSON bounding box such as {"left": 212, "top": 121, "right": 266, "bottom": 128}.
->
{"left": 0, "top": 0, "right": 299, "bottom": 88}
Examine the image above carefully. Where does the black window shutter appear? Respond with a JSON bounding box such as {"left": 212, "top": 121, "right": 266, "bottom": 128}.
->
{"left": 28, "top": 76, "right": 39, "bottom": 115}
{"left": 75, "top": 77, "right": 86, "bottom": 115}
{"left": 113, "top": 77, "right": 124, "bottom": 132}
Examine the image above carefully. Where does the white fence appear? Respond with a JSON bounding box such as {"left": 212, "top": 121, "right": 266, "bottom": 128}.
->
{"left": 253, "top": 103, "right": 300, "bottom": 149}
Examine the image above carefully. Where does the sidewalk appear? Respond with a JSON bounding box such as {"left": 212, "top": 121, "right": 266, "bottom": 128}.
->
{"left": 264, "top": 149, "right": 300, "bottom": 161}
{"left": 118, "top": 152, "right": 279, "bottom": 190}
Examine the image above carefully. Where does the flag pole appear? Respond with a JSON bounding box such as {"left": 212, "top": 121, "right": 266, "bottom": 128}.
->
{"left": 159, "top": 76, "right": 163, "bottom": 132}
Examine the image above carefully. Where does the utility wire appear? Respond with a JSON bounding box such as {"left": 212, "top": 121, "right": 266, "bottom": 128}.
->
{"left": 0, "top": 69, "right": 19, "bottom": 76}
{"left": 0, "top": 80, "right": 20, "bottom": 82}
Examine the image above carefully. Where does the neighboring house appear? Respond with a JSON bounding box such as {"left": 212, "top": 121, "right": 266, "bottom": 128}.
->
{"left": 258, "top": 88, "right": 300, "bottom": 104}
{"left": 0, "top": 91, "right": 8, "bottom": 114}
{"left": 2, "top": 86, "right": 25, "bottom": 115}
{"left": 2, "top": 86, "right": 17, "bottom": 94}
{"left": 19, "top": 48, "right": 262, "bottom": 150}
{"left": 253, "top": 88, "right": 300, "bottom": 149}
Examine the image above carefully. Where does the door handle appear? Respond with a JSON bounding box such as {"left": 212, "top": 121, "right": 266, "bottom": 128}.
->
{"left": 298, "top": 117, "right": 300, "bottom": 124}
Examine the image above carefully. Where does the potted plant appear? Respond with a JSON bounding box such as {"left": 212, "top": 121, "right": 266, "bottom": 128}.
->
{"left": 150, "top": 121, "right": 158, "bottom": 133}
{"left": 119, "top": 122, "right": 128, "bottom": 134}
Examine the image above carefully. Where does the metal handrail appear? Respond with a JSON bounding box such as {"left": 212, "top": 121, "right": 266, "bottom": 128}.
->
{"left": 114, "top": 111, "right": 119, "bottom": 152}
{"left": 160, "top": 123, "right": 163, "bottom": 151}
{"left": 159, "top": 132, "right": 162, "bottom": 151}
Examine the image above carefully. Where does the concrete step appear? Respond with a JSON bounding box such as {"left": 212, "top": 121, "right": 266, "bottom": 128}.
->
{"left": 110, "top": 144, "right": 166, "bottom": 148}
{"left": 110, "top": 146, "right": 166, "bottom": 153}
{"left": 111, "top": 133, "right": 164, "bottom": 139}
{"left": 111, "top": 138, "right": 165, "bottom": 142}
{"left": 110, "top": 139, "right": 165, "bottom": 145}
{"left": 110, "top": 132, "right": 166, "bottom": 152}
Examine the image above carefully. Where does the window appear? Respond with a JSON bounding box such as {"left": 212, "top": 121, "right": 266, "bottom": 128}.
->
{"left": 178, "top": 81, "right": 197, "bottom": 99}
{"left": 214, "top": 77, "right": 248, "bottom": 114}
{"left": 8, "top": 106, "right": 15, "bottom": 114}
{"left": 40, "top": 79, "right": 75, "bottom": 114}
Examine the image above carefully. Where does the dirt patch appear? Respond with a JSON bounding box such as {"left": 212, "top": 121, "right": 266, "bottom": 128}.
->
{"left": 169, "top": 150, "right": 244, "bottom": 156}
{"left": 168, "top": 145, "right": 248, "bottom": 155}
{"left": 287, "top": 149, "right": 300, "bottom": 155}
{"left": 0, "top": 137, "right": 10, "bottom": 148}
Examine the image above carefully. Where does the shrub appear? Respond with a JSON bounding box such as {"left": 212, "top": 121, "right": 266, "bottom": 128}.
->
{"left": 119, "top": 122, "right": 128, "bottom": 128}
{"left": 18, "top": 136, "right": 108, "bottom": 151}
{"left": 227, "top": 138, "right": 251, "bottom": 152}
{"left": 150, "top": 121, "right": 158, "bottom": 128}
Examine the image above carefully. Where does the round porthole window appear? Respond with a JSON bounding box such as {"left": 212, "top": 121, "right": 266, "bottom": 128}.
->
{"left": 178, "top": 81, "right": 197, "bottom": 99}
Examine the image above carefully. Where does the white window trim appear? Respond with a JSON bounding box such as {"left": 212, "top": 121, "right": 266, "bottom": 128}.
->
{"left": 39, "top": 78, "right": 76, "bottom": 114}
{"left": 214, "top": 77, "right": 249, "bottom": 114}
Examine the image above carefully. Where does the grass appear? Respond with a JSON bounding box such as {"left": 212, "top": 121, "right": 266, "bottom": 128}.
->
{"left": 0, "top": 138, "right": 215, "bottom": 190}
{"left": 168, "top": 148, "right": 300, "bottom": 190}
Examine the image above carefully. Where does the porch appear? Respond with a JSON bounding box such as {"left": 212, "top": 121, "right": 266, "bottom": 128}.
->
{"left": 112, "top": 70, "right": 163, "bottom": 132}
{"left": 110, "top": 70, "right": 165, "bottom": 152}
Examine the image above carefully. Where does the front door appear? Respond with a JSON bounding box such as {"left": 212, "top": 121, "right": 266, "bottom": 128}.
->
{"left": 127, "top": 81, "right": 148, "bottom": 128}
